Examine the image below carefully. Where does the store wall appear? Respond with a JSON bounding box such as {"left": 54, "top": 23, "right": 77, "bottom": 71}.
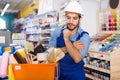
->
{"left": 38, "top": 0, "right": 66, "bottom": 15}
{"left": 101, "top": 0, "right": 109, "bottom": 9}
{"left": 80, "top": 0, "right": 109, "bottom": 37}
{"left": 80, "top": 0, "right": 98, "bottom": 37}
{"left": 0, "top": 13, "right": 15, "bottom": 31}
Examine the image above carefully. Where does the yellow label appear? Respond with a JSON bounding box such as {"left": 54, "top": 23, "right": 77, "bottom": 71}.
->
{"left": 4, "top": 47, "right": 11, "bottom": 52}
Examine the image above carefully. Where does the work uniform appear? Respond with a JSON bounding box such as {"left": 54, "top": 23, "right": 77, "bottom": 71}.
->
{"left": 49, "top": 25, "right": 90, "bottom": 80}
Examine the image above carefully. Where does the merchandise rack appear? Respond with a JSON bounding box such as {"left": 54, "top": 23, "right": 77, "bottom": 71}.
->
{"left": 85, "top": 48, "right": 120, "bottom": 80}
{"left": 85, "top": 5, "right": 120, "bottom": 79}
{"left": 97, "top": 7, "right": 120, "bottom": 34}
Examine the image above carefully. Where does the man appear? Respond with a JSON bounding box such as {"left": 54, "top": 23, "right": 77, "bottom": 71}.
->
{"left": 49, "top": 1, "right": 90, "bottom": 80}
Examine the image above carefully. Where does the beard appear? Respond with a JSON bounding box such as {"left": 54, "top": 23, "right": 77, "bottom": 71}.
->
{"left": 67, "top": 23, "right": 78, "bottom": 31}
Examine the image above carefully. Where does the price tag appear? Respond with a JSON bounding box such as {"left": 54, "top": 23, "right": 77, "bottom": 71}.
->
{"left": 15, "top": 65, "right": 21, "bottom": 70}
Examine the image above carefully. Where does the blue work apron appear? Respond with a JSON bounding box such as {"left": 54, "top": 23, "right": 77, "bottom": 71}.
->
{"left": 56, "top": 28, "right": 88, "bottom": 80}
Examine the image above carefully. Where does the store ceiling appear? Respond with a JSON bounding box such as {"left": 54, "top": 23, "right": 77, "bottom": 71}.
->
{"left": 0, "top": 0, "right": 107, "bottom": 14}
{"left": 0, "top": 0, "right": 33, "bottom": 13}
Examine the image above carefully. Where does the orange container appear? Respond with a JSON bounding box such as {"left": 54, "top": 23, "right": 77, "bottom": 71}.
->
{"left": 11, "top": 63, "right": 58, "bottom": 80}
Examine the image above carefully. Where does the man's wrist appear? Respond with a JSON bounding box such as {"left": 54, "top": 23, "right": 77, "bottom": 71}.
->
{"left": 64, "top": 38, "right": 70, "bottom": 42}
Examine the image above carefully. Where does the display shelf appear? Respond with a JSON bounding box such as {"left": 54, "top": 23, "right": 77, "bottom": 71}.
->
{"left": 22, "top": 10, "right": 58, "bottom": 49}
{"left": 40, "top": 24, "right": 52, "bottom": 48}
{"left": 97, "top": 8, "right": 120, "bottom": 34}
{"left": 88, "top": 50, "right": 110, "bottom": 61}
{"left": 86, "top": 47, "right": 120, "bottom": 80}
{"left": 86, "top": 74, "right": 101, "bottom": 80}
{"left": 85, "top": 2, "right": 120, "bottom": 80}
{"left": 12, "top": 33, "right": 25, "bottom": 46}
{"left": 85, "top": 64, "right": 110, "bottom": 74}
{"left": 12, "top": 18, "right": 24, "bottom": 33}
{"left": 98, "top": 31, "right": 120, "bottom": 34}
{"left": 86, "top": 32, "right": 120, "bottom": 80}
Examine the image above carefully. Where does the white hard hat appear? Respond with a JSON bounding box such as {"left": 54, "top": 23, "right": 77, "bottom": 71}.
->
{"left": 64, "top": 1, "right": 83, "bottom": 16}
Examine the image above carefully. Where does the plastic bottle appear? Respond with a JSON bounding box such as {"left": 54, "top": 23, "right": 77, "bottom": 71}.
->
{"left": 0, "top": 52, "right": 10, "bottom": 78}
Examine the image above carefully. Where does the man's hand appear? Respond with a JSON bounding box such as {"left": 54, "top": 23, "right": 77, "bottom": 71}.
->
{"left": 60, "top": 47, "right": 67, "bottom": 53}
{"left": 63, "top": 29, "right": 72, "bottom": 40}
{"left": 73, "top": 41, "right": 85, "bottom": 50}
{"left": 60, "top": 41, "right": 85, "bottom": 54}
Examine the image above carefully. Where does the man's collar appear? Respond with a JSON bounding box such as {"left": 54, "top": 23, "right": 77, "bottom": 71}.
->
{"left": 77, "top": 25, "right": 83, "bottom": 34}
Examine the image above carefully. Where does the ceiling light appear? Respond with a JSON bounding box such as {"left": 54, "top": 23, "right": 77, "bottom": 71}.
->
{"left": 1, "top": 3, "right": 10, "bottom": 16}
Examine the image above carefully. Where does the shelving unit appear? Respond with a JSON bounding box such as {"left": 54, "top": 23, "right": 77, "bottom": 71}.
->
{"left": 85, "top": 64, "right": 110, "bottom": 74}
{"left": 97, "top": 7, "right": 120, "bottom": 34}
{"left": 22, "top": 10, "right": 58, "bottom": 48}
{"left": 85, "top": 5, "right": 120, "bottom": 80}
{"left": 85, "top": 48, "right": 120, "bottom": 80}
{"left": 12, "top": 18, "right": 24, "bottom": 33}
{"left": 40, "top": 24, "right": 52, "bottom": 48}
{"left": 12, "top": 33, "right": 25, "bottom": 46}
{"left": 86, "top": 74, "right": 101, "bottom": 80}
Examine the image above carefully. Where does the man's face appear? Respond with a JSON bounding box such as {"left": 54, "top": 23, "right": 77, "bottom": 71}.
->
{"left": 65, "top": 12, "right": 81, "bottom": 31}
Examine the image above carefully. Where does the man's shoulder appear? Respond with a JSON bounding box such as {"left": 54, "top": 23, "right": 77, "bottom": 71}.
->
{"left": 52, "top": 26, "right": 64, "bottom": 36}
{"left": 81, "top": 31, "right": 89, "bottom": 35}
{"left": 77, "top": 28, "right": 89, "bottom": 39}
{"left": 78, "top": 28, "right": 88, "bottom": 34}
{"left": 54, "top": 26, "right": 65, "bottom": 32}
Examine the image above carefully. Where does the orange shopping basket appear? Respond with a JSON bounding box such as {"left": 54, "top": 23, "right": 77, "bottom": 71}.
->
{"left": 11, "top": 63, "right": 58, "bottom": 80}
